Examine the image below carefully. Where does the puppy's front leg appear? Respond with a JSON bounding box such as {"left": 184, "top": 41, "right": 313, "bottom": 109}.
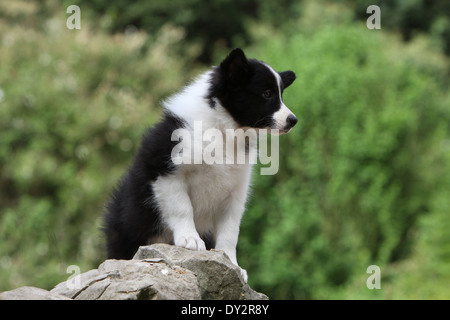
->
{"left": 152, "top": 176, "right": 206, "bottom": 251}
{"left": 214, "top": 197, "right": 248, "bottom": 282}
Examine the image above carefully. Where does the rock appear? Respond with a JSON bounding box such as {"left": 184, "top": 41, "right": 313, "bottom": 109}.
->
{"left": 51, "top": 269, "right": 107, "bottom": 299}
{"left": 0, "top": 286, "right": 71, "bottom": 300}
{"left": 133, "top": 244, "right": 268, "bottom": 300}
{"left": 2, "top": 244, "right": 268, "bottom": 300}
{"left": 52, "top": 257, "right": 201, "bottom": 300}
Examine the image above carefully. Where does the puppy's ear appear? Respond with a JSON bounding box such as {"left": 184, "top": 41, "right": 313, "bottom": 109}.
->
{"left": 220, "top": 48, "right": 249, "bottom": 85}
{"left": 279, "top": 70, "right": 296, "bottom": 89}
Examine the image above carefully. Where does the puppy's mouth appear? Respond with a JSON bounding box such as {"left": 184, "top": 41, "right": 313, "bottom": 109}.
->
{"left": 266, "top": 128, "right": 290, "bottom": 135}
{"left": 241, "top": 116, "right": 297, "bottom": 135}
{"left": 269, "top": 112, "right": 298, "bottom": 135}
{"left": 269, "top": 117, "right": 298, "bottom": 135}
{"left": 278, "top": 128, "right": 292, "bottom": 134}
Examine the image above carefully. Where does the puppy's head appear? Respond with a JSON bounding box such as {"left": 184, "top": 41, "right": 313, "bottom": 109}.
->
{"left": 210, "top": 48, "right": 297, "bottom": 134}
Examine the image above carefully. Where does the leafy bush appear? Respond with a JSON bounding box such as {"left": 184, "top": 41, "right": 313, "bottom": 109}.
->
{"left": 348, "top": 0, "right": 450, "bottom": 56}
{"left": 73, "top": 0, "right": 301, "bottom": 62}
{"left": 238, "top": 18, "right": 450, "bottom": 299}
{"left": 0, "top": 6, "right": 199, "bottom": 290}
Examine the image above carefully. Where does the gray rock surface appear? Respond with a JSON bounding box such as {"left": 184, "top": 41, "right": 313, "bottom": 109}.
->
{"left": 0, "top": 286, "right": 71, "bottom": 300}
{"left": 1, "top": 244, "right": 268, "bottom": 300}
{"left": 133, "top": 244, "right": 267, "bottom": 300}
{"left": 52, "top": 257, "right": 201, "bottom": 300}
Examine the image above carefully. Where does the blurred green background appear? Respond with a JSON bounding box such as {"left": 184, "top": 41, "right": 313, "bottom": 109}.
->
{"left": 1, "top": 0, "right": 449, "bottom": 299}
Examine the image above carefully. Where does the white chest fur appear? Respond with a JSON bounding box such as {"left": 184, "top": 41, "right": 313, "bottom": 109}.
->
{"left": 152, "top": 162, "right": 253, "bottom": 235}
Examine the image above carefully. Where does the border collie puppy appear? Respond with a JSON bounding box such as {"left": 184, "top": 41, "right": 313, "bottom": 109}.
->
{"left": 104, "top": 48, "right": 297, "bottom": 282}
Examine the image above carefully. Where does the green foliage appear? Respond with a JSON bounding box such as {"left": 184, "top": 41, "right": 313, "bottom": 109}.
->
{"left": 349, "top": 0, "right": 450, "bottom": 55}
{"left": 239, "top": 17, "right": 450, "bottom": 299}
{"left": 73, "top": 0, "right": 301, "bottom": 62}
{"left": 0, "top": 3, "right": 200, "bottom": 290}
{"left": 73, "top": 0, "right": 257, "bottom": 62}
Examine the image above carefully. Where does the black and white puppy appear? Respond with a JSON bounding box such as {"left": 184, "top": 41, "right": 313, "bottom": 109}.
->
{"left": 104, "top": 48, "right": 297, "bottom": 282}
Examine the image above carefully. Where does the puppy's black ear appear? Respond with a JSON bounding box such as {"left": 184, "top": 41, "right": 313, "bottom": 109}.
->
{"left": 279, "top": 70, "right": 296, "bottom": 89}
{"left": 220, "top": 48, "right": 249, "bottom": 85}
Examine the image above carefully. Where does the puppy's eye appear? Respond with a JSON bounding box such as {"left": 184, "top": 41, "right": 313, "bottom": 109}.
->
{"left": 262, "top": 90, "right": 272, "bottom": 99}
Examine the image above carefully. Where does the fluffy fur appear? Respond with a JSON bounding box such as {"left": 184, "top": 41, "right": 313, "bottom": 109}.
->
{"left": 103, "top": 48, "right": 297, "bottom": 282}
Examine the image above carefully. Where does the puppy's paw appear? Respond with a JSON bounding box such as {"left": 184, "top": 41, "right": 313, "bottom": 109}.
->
{"left": 239, "top": 267, "right": 248, "bottom": 283}
{"left": 175, "top": 235, "right": 206, "bottom": 251}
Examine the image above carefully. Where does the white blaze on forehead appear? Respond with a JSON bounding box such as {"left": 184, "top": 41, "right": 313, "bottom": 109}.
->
{"left": 263, "top": 63, "right": 295, "bottom": 130}
{"left": 263, "top": 63, "right": 283, "bottom": 92}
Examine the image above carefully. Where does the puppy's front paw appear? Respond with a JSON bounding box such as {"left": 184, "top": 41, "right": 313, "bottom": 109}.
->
{"left": 175, "top": 235, "right": 206, "bottom": 251}
{"left": 239, "top": 267, "right": 248, "bottom": 283}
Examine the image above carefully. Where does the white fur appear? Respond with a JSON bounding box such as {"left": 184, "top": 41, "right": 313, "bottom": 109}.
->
{"left": 153, "top": 72, "right": 252, "bottom": 282}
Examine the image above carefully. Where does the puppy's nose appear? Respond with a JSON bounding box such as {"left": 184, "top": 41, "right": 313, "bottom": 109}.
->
{"left": 286, "top": 114, "right": 298, "bottom": 128}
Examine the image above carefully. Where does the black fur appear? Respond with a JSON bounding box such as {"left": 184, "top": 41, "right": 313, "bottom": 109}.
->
{"left": 208, "top": 48, "right": 296, "bottom": 128}
{"left": 103, "top": 112, "right": 185, "bottom": 259}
